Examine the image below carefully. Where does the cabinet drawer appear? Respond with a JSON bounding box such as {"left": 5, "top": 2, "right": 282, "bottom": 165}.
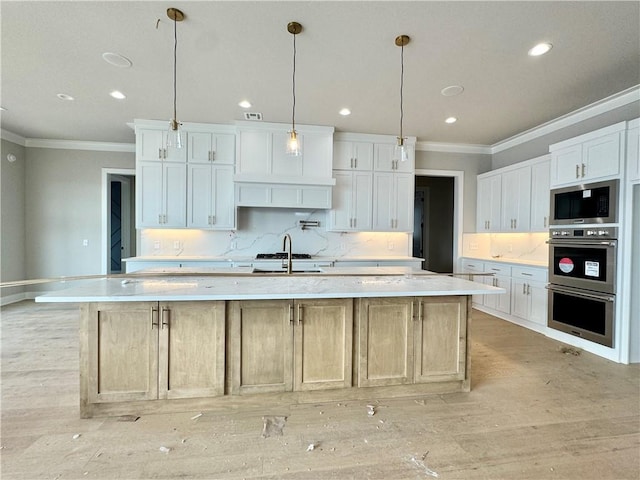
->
{"left": 484, "top": 263, "right": 511, "bottom": 276}
{"left": 461, "top": 260, "right": 484, "bottom": 272}
{"left": 512, "top": 266, "right": 548, "bottom": 283}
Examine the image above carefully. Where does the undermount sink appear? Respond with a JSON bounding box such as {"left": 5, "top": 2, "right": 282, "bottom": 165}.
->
{"left": 251, "top": 268, "right": 324, "bottom": 274}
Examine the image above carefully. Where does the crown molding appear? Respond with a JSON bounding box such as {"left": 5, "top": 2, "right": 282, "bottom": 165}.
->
{"left": 27, "top": 138, "right": 134, "bottom": 152}
{"left": 415, "top": 141, "right": 491, "bottom": 155}
{"left": 1, "top": 129, "right": 27, "bottom": 146}
{"left": 491, "top": 85, "right": 640, "bottom": 154}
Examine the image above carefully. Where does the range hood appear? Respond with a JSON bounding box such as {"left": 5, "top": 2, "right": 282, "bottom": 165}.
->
{"left": 234, "top": 175, "right": 335, "bottom": 209}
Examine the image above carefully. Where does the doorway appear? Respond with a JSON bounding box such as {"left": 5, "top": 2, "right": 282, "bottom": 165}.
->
{"left": 414, "top": 170, "right": 463, "bottom": 273}
{"left": 102, "top": 169, "right": 136, "bottom": 274}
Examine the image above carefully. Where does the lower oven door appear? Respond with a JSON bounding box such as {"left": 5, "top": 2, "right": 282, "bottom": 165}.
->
{"left": 547, "top": 284, "right": 614, "bottom": 347}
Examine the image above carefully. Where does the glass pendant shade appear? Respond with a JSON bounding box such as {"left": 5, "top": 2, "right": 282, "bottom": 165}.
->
{"left": 286, "top": 130, "right": 301, "bottom": 156}
{"left": 394, "top": 137, "right": 409, "bottom": 162}
{"left": 166, "top": 119, "right": 184, "bottom": 149}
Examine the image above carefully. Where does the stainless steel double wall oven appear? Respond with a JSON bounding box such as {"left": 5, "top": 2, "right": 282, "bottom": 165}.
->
{"left": 547, "top": 180, "right": 619, "bottom": 347}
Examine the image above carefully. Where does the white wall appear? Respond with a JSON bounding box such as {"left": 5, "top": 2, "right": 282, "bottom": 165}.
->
{"left": 1, "top": 139, "right": 27, "bottom": 303}
{"left": 24, "top": 147, "right": 134, "bottom": 282}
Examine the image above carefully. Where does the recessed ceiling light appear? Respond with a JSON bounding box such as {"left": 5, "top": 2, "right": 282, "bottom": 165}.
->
{"left": 238, "top": 100, "right": 252, "bottom": 109}
{"left": 339, "top": 108, "right": 351, "bottom": 116}
{"left": 528, "top": 42, "right": 552, "bottom": 56}
{"left": 102, "top": 52, "right": 133, "bottom": 68}
{"left": 441, "top": 85, "right": 464, "bottom": 97}
{"left": 445, "top": 117, "right": 457, "bottom": 124}
{"left": 57, "top": 93, "right": 74, "bottom": 101}
{"left": 110, "top": 90, "right": 126, "bottom": 100}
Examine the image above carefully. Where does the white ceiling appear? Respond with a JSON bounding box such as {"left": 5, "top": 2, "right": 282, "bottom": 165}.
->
{"left": 1, "top": 1, "right": 639, "bottom": 146}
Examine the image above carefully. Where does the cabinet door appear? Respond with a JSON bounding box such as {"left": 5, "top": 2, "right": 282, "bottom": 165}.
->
{"left": 551, "top": 144, "right": 581, "bottom": 186}
{"left": 357, "top": 297, "right": 414, "bottom": 387}
{"left": 372, "top": 172, "right": 394, "bottom": 230}
{"left": 477, "top": 175, "right": 502, "bottom": 231}
{"left": 211, "top": 165, "right": 235, "bottom": 229}
{"left": 333, "top": 141, "right": 355, "bottom": 170}
{"left": 394, "top": 173, "right": 414, "bottom": 231}
{"left": 237, "top": 130, "right": 270, "bottom": 174}
{"left": 461, "top": 260, "right": 485, "bottom": 306}
{"left": 510, "top": 278, "right": 530, "bottom": 320}
{"left": 501, "top": 167, "right": 531, "bottom": 231}
{"left": 212, "top": 134, "right": 236, "bottom": 165}
{"left": 188, "top": 132, "right": 214, "bottom": 164}
{"left": 137, "top": 129, "right": 165, "bottom": 162}
{"left": 187, "top": 163, "right": 213, "bottom": 228}
{"left": 352, "top": 171, "right": 373, "bottom": 230}
{"left": 163, "top": 163, "right": 187, "bottom": 227}
{"left": 137, "top": 162, "right": 163, "bottom": 227}
{"left": 583, "top": 133, "right": 620, "bottom": 180}
{"left": 158, "top": 302, "right": 225, "bottom": 399}
{"left": 83, "top": 302, "right": 158, "bottom": 404}
{"left": 414, "top": 296, "right": 467, "bottom": 382}
{"left": 528, "top": 281, "right": 548, "bottom": 326}
{"left": 494, "top": 275, "right": 511, "bottom": 314}
{"left": 228, "top": 300, "right": 293, "bottom": 394}
{"left": 329, "top": 171, "right": 354, "bottom": 231}
{"left": 374, "top": 143, "right": 395, "bottom": 171}
{"left": 530, "top": 160, "right": 551, "bottom": 231}
{"left": 627, "top": 125, "right": 640, "bottom": 182}
{"left": 294, "top": 299, "right": 353, "bottom": 391}
{"left": 353, "top": 142, "right": 374, "bottom": 170}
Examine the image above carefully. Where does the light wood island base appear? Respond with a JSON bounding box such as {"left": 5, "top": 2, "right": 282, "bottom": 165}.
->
{"left": 80, "top": 296, "right": 471, "bottom": 418}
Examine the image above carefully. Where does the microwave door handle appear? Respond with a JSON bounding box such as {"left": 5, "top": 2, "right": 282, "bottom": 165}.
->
{"left": 546, "top": 284, "right": 615, "bottom": 302}
{"left": 548, "top": 241, "right": 616, "bottom": 247}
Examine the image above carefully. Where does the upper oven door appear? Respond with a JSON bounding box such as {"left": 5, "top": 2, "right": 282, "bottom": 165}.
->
{"left": 548, "top": 239, "right": 616, "bottom": 293}
{"left": 549, "top": 179, "right": 618, "bottom": 225}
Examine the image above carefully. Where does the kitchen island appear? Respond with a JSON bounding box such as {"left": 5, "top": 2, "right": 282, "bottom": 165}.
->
{"left": 36, "top": 268, "right": 504, "bottom": 418}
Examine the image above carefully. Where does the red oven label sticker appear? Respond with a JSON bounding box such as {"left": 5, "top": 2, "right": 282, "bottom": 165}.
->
{"left": 558, "top": 257, "right": 574, "bottom": 273}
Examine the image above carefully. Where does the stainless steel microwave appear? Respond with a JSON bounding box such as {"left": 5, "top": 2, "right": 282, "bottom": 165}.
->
{"left": 549, "top": 179, "right": 618, "bottom": 225}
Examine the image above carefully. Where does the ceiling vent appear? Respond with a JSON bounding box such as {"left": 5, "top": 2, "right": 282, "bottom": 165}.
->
{"left": 244, "top": 112, "right": 263, "bottom": 121}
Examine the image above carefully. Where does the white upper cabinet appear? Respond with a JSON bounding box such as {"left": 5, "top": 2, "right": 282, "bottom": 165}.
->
{"left": 187, "top": 164, "right": 235, "bottom": 230}
{"left": 501, "top": 166, "right": 531, "bottom": 232}
{"left": 333, "top": 141, "right": 373, "bottom": 170}
{"left": 187, "top": 132, "right": 235, "bottom": 165}
{"left": 530, "top": 157, "right": 551, "bottom": 231}
{"left": 476, "top": 174, "right": 502, "bottom": 232}
{"left": 550, "top": 122, "right": 625, "bottom": 187}
{"left": 137, "top": 161, "right": 187, "bottom": 228}
{"left": 372, "top": 172, "right": 414, "bottom": 232}
{"left": 373, "top": 143, "right": 415, "bottom": 173}
{"left": 136, "top": 127, "right": 187, "bottom": 163}
{"left": 328, "top": 171, "right": 373, "bottom": 231}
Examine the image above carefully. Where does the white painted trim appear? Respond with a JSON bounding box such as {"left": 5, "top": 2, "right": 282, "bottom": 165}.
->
{"left": 492, "top": 85, "right": 640, "bottom": 154}
{"left": 415, "top": 142, "right": 491, "bottom": 155}
{"left": 414, "top": 169, "right": 464, "bottom": 272}
{"left": 0, "top": 292, "right": 28, "bottom": 306}
{"left": 335, "top": 131, "right": 416, "bottom": 145}
{"left": 1, "top": 129, "right": 26, "bottom": 146}
{"left": 26, "top": 138, "right": 135, "bottom": 152}
{"left": 101, "top": 168, "right": 136, "bottom": 275}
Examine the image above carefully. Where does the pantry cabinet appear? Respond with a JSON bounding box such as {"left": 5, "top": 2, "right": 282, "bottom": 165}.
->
{"left": 137, "top": 161, "right": 187, "bottom": 228}
{"left": 228, "top": 299, "right": 353, "bottom": 395}
{"left": 82, "top": 301, "right": 226, "bottom": 408}
{"left": 187, "top": 163, "right": 235, "bottom": 229}
{"left": 550, "top": 122, "right": 625, "bottom": 187}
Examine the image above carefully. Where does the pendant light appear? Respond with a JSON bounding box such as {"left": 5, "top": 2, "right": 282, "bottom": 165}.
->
{"left": 166, "top": 8, "right": 185, "bottom": 149}
{"left": 394, "top": 35, "right": 410, "bottom": 162}
{"left": 286, "top": 22, "right": 302, "bottom": 156}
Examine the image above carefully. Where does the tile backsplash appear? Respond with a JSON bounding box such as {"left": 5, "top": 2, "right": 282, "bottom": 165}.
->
{"left": 140, "top": 208, "right": 412, "bottom": 258}
{"left": 462, "top": 232, "right": 548, "bottom": 264}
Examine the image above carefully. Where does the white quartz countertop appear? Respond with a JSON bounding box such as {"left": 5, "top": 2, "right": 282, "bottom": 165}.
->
{"left": 122, "top": 255, "right": 423, "bottom": 263}
{"left": 36, "top": 267, "right": 504, "bottom": 303}
{"left": 462, "top": 256, "right": 548, "bottom": 268}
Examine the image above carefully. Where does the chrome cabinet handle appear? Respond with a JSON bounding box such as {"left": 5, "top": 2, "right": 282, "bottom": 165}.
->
{"left": 151, "top": 306, "right": 159, "bottom": 329}
{"left": 161, "top": 307, "right": 170, "bottom": 329}
{"left": 544, "top": 216, "right": 547, "bottom": 228}
{"left": 576, "top": 164, "right": 580, "bottom": 178}
{"left": 297, "top": 303, "right": 302, "bottom": 325}
{"left": 581, "top": 163, "right": 586, "bottom": 178}
{"left": 158, "top": 148, "right": 163, "bottom": 160}
{"left": 522, "top": 283, "right": 526, "bottom": 294}
{"left": 289, "top": 303, "right": 294, "bottom": 325}
{"left": 526, "top": 284, "right": 531, "bottom": 295}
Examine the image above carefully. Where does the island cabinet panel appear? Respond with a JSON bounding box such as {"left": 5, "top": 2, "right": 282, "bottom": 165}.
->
{"left": 413, "top": 296, "right": 467, "bottom": 382}
{"left": 228, "top": 300, "right": 293, "bottom": 395}
{"left": 228, "top": 299, "right": 354, "bottom": 394}
{"left": 357, "top": 297, "right": 415, "bottom": 387}
{"left": 294, "top": 299, "right": 353, "bottom": 391}
{"left": 84, "top": 302, "right": 159, "bottom": 404}
{"left": 81, "top": 301, "right": 226, "bottom": 415}
{"left": 159, "top": 301, "right": 226, "bottom": 399}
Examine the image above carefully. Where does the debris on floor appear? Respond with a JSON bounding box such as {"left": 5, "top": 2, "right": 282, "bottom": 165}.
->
{"left": 306, "top": 443, "right": 316, "bottom": 452}
{"left": 261, "top": 415, "right": 287, "bottom": 438}
{"left": 159, "top": 446, "right": 171, "bottom": 454}
{"left": 116, "top": 415, "right": 140, "bottom": 422}
{"left": 560, "top": 346, "right": 581, "bottom": 356}
{"left": 72, "top": 434, "right": 81, "bottom": 440}
{"left": 366, "top": 404, "right": 376, "bottom": 417}
{"left": 406, "top": 452, "right": 440, "bottom": 478}
{"left": 191, "top": 413, "right": 203, "bottom": 420}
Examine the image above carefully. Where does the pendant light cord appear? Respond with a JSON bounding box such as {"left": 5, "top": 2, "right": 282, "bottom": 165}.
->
{"left": 399, "top": 41, "right": 404, "bottom": 141}
{"left": 291, "top": 31, "right": 297, "bottom": 132}
{"left": 173, "top": 14, "right": 178, "bottom": 123}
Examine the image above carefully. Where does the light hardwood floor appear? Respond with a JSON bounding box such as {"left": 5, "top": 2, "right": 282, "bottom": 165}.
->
{"left": 1, "top": 300, "right": 638, "bottom": 479}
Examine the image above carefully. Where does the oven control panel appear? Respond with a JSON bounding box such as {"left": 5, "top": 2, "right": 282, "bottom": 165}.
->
{"left": 550, "top": 227, "right": 617, "bottom": 239}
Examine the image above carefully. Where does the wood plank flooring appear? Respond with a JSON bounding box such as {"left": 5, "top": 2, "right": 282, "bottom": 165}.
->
{"left": 1, "top": 300, "right": 638, "bottom": 479}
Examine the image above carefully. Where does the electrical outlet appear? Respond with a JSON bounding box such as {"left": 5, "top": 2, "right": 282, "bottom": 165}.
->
{"left": 508, "top": 244, "right": 513, "bottom": 253}
{"left": 154, "top": 241, "right": 161, "bottom": 250}
{"left": 174, "top": 240, "right": 181, "bottom": 249}
{"left": 388, "top": 242, "right": 394, "bottom": 250}
{"left": 230, "top": 240, "right": 237, "bottom": 250}
{"left": 469, "top": 242, "right": 478, "bottom": 251}
{"left": 82, "top": 239, "right": 88, "bottom": 247}
{"left": 340, "top": 242, "right": 346, "bottom": 251}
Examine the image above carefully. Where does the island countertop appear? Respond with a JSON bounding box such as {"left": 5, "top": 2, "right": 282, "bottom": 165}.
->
{"left": 35, "top": 267, "right": 505, "bottom": 302}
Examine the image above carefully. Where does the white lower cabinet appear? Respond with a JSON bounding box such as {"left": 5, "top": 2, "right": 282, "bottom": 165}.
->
{"left": 510, "top": 266, "right": 548, "bottom": 326}
{"left": 461, "top": 258, "right": 548, "bottom": 331}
